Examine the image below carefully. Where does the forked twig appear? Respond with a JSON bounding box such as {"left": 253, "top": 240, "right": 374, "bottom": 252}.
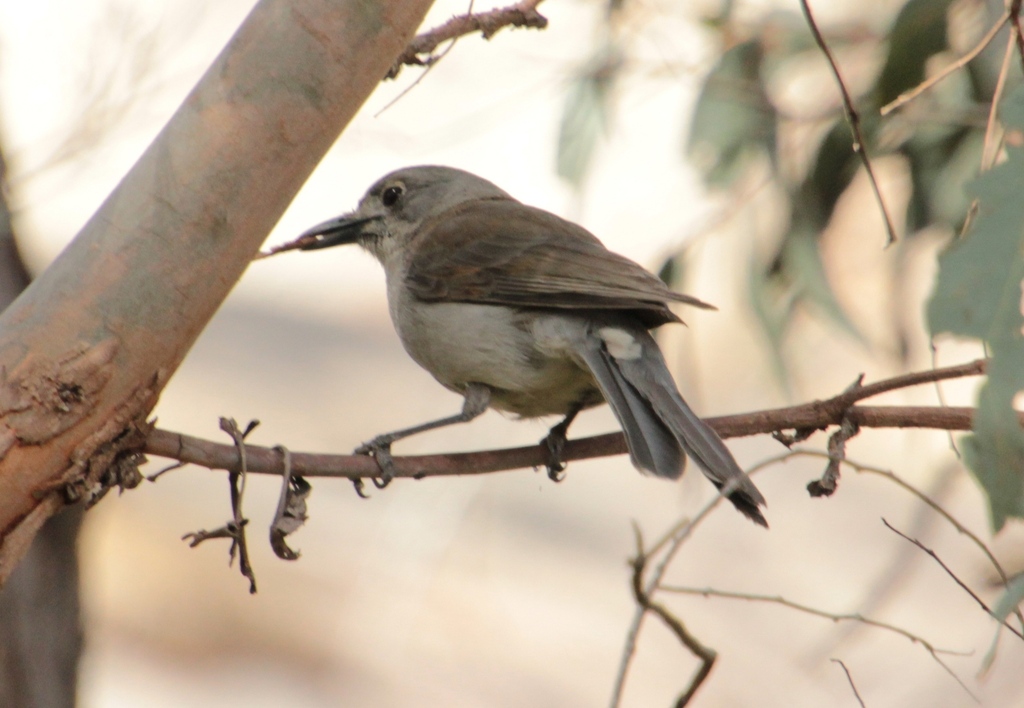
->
{"left": 610, "top": 471, "right": 765, "bottom": 707}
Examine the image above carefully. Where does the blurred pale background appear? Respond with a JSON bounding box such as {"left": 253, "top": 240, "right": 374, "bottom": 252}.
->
{"left": 2, "top": 0, "right": 1023, "bottom": 706}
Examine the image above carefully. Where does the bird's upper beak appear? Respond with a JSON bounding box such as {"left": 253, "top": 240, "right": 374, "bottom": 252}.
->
{"left": 298, "top": 214, "right": 380, "bottom": 251}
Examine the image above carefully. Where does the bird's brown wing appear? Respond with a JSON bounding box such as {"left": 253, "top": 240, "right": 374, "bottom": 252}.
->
{"left": 404, "top": 200, "right": 714, "bottom": 327}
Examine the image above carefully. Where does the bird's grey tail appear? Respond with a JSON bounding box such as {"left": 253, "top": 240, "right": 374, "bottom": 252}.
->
{"left": 577, "top": 323, "right": 767, "bottom": 527}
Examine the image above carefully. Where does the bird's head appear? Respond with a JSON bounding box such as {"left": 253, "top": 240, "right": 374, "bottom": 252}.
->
{"left": 299, "top": 165, "right": 512, "bottom": 265}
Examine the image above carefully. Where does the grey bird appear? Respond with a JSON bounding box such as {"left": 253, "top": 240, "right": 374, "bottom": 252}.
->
{"left": 298, "top": 166, "right": 767, "bottom": 526}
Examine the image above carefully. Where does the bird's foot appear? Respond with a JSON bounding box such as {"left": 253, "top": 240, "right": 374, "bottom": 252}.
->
{"left": 355, "top": 435, "right": 397, "bottom": 488}
{"left": 541, "top": 428, "right": 569, "bottom": 483}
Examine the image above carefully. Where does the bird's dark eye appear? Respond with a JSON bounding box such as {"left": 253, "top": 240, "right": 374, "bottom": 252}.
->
{"left": 381, "top": 185, "right": 403, "bottom": 207}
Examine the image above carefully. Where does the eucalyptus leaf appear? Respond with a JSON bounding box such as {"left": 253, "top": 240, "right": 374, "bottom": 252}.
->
{"left": 747, "top": 250, "right": 795, "bottom": 394}
{"left": 784, "top": 229, "right": 865, "bottom": 345}
{"left": 557, "top": 47, "right": 620, "bottom": 188}
{"left": 874, "top": 0, "right": 954, "bottom": 106}
{"left": 981, "top": 573, "right": 1024, "bottom": 672}
{"left": 927, "top": 87, "right": 1024, "bottom": 531}
{"left": 687, "top": 39, "right": 776, "bottom": 187}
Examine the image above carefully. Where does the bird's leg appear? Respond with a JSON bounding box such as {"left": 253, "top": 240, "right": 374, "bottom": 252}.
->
{"left": 541, "top": 403, "right": 583, "bottom": 482}
{"left": 356, "top": 383, "right": 491, "bottom": 487}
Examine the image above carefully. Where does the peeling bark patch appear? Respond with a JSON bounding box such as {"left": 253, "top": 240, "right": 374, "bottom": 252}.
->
{"left": 0, "top": 339, "right": 118, "bottom": 445}
{"left": 56, "top": 382, "right": 85, "bottom": 409}
{"left": 52, "top": 378, "right": 159, "bottom": 504}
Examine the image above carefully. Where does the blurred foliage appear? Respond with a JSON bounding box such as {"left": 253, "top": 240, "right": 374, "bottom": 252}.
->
{"left": 928, "top": 86, "right": 1024, "bottom": 532}
{"left": 687, "top": 39, "right": 777, "bottom": 187}
{"left": 556, "top": 0, "right": 627, "bottom": 188}
{"left": 685, "top": 0, "right": 980, "bottom": 367}
{"left": 556, "top": 44, "right": 621, "bottom": 187}
{"left": 985, "top": 571, "right": 1024, "bottom": 671}
{"left": 555, "top": 0, "right": 1024, "bottom": 529}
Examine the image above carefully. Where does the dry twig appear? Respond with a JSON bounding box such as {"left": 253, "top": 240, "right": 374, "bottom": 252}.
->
{"left": 882, "top": 519, "right": 1024, "bottom": 642}
{"left": 880, "top": 10, "right": 1011, "bottom": 116}
{"left": 660, "top": 584, "right": 976, "bottom": 700}
{"left": 981, "top": 28, "right": 1018, "bottom": 171}
{"left": 799, "top": 0, "right": 898, "bottom": 245}
{"left": 610, "top": 471, "right": 764, "bottom": 706}
{"left": 831, "top": 659, "right": 866, "bottom": 708}
{"left": 627, "top": 528, "right": 716, "bottom": 707}
{"left": 180, "top": 418, "right": 260, "bottom": 593}
{"left": 386, "top": 0, "right": 548, "bottom": 80}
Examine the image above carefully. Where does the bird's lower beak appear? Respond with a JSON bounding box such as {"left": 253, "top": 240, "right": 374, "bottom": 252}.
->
{"left": 298, "top": 215, "right": 379, "bottom": 250}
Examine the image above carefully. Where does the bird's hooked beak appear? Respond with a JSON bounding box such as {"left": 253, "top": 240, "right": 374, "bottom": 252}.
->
{"left": 298, "top": 214, "right": 381, "bottom": 251}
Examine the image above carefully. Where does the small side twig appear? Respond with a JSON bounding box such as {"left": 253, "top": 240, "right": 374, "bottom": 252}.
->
{"left": 223, "top": 417, "right": 258, "bottom": 593}
{"left": 181, "top": 417, "right": 260, "bottom": 594}
{"left": 386, "top": 0, "right": 548, "bottom": 80}
{"left": 765, "top": 448, "right": 1024, "bottom": 634}
{"left": 799, "top": 0, "right": 898, "bottom": 245}
{"left": 835, "top": 359, "right": 985, "bottom": 405}
{"left": 660, "top": 585, "right": 976, "bottom": 701}
{"left": 374, "top": 0, "right": 476, "bottom": 116}
{"left": 830, "top": 659, "right": 866, "bottom": 708}
{"left": 981, "top": 27, "right": 1017, "bottom": 171}
{"left": 882, "top": 519, "right": 1024, "bottom": 642}
{"left": 880, "top": 10, "right": 1010, "bottom": 116}
{"left": 146, "top": 459, "right": 184, "bottom": 482}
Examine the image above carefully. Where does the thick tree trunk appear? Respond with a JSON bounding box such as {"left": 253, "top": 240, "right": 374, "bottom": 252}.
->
{"left": 0, "top": 143, "right": 84, "bottom": 708}
{"left": 0, "top": 508, "right": 83, "bottom": 708}
{"left": 0, "top": 0, "right": 433, "bottom": 580}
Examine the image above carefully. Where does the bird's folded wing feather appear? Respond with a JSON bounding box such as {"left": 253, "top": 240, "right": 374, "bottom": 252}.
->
{"left": 404, "top": 200, "right": 714, "bottom": 325}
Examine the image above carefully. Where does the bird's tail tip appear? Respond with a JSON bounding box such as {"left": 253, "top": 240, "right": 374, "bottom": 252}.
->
{"left": 714, "top": 483, "right": 769, "bottom": 528}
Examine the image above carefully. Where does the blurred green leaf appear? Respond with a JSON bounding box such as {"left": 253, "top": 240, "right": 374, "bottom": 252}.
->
{"left": 905, "top": 129, "right": 983, "bottom": 232}
{"left": 797, "top": 121, "right": 860, "bottom": 231}
{"left": 927, "top": 87, "right": 1024, "bottom": 531}
{"left": 875, "top": 0, "right": 954, "bottom": 106}
{"left": 683, "top": 0, "right": 995, "bottom": 379}
{"left": 747, "top": 251, "right": 795, "bottom": 394}
{"left": 557, "top": 47, "right": 620, "bottom": 188}
{"left": 784, "top": 229, "right": 865, "bottom": 344}
{"left": 687, "top": 39, "right": 776, "bottom": 186}
{"left": 656, "top": 254, "right": 679, "bottom": 288}
{"left": 982, "top": 573, "right": 1024, "bottom": 672}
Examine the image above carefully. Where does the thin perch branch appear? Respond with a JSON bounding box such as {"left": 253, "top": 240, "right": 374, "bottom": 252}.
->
{"left": 143, "top": 359, "right": 989, "bottom": 479}
{"left": 143, "top": 405, "right": 987, "bottom": 480}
